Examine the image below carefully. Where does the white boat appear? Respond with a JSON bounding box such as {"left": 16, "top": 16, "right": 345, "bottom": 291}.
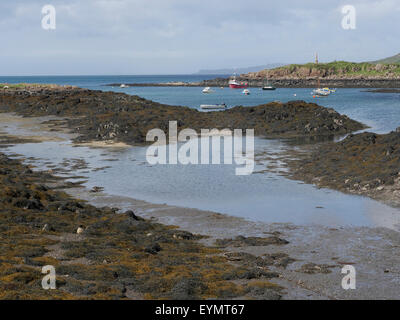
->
{"left": 325, "top": 87, "right": 336, "bottom": 93}
{"left": 262, "top": 85, "right": 276, "bottom": 90}
{"left": 243, "top": 89, "right": 250, "bottom": 95}
{"left": 311, "top": 53, "right": 331, "bottom": 97}
{"left": 200, "top": 103, "right": 227, "bottom": 110}
{"left": 312, "top": 88, "right": 330, "bottom": 96}
{"left": 262, "top": 71, "right": 276, "bottom": 90}
{"left": 120, "top": 84, "right": 127, "bottom": 88}
{"left": 202, "top": 87, "right": 214, "bottom": 94}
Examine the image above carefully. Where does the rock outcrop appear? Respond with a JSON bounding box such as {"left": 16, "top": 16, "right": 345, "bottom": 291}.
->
{"left": 0, "top": 85, "right": 366, "bottom": 145}
{"left": 288, "top": 130, "right": 400, "bottom": 207}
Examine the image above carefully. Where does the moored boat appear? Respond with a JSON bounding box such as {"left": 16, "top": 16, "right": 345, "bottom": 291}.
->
{"left": 202, "top": 87, "right": 213, "bottom": 93}
{"left": 311, "top": 54, "right": 330, "bottom": 97}
{"left": 243, "top": 89, "right": 250, "bottom": 95}
{"left": 312, "top": 88, "right": 330, "bottom": 96}
{"left": 229, "top": 74, "right": 248, "bottom": 89}
{"left": 262, "top": 71, "right": 276, "bottom": 90}
{"left": 262, "top": 85, "right": 276, "bottom": 90}
{"left": 200, "top": 103, "right": 227, "bottom": 110}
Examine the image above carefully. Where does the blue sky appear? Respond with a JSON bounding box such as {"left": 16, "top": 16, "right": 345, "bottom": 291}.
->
{"left": 0, "top": 0, "right": 399, "bottom": 75}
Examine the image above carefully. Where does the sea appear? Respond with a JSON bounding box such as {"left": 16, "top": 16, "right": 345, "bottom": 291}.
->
{"left": 1, "top": 75, "right": 400, "bottom": 229}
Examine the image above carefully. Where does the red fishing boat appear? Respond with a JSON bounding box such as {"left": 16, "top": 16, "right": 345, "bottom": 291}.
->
{"left": 228, "top": 74, "right": 248, "bottom": 89}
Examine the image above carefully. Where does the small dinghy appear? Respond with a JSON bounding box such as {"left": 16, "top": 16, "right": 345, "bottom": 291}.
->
{"left": 262, "top": 85, "right": 276, "bottom": 90}
{"left": 200, "top": 103, "right": 227, "bottom": 110}
{"left": 202, "top": 87, "right": 214, "bottom": 93}
{"left": 243, "top": 89, "right": 250, "bottom": 95}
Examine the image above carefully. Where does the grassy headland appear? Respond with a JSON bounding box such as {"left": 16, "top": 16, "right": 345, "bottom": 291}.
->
{"left": 246, "top": 61, "right": 400, "bottom": 79}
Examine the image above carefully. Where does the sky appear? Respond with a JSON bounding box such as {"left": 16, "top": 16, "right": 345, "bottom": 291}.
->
{"left": 0, "top": 0, "right": 399, "bottom": 75}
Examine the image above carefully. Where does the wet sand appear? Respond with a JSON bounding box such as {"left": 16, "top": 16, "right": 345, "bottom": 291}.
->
{"left": 67, "top": 187, "right": 400, "bottom": 300}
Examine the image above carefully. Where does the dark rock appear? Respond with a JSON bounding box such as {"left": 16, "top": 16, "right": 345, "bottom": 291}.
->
{"left": 216, "top": 235, "right": 289, "bottom": 247}
{"left": 90, "top": 186, "right": 104, "bottom": 193}
{"left": 297, "top": 263, "right": 335, "bottom": 274}
{"left": 169, "top": 278, "right": 207, "bottom": 300}
{"left": 125, "top": 210, "right": 140, "bottom": 221}
{"left": 13, "top": 199, "right": 43, "bottom": 210}
{"left": 144, "top": 243, "right": 161, "bottom": 254}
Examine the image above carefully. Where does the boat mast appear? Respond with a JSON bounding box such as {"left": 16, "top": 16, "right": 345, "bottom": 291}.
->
{"left": 315, "top": 52, "right": 320, "bottom": 89}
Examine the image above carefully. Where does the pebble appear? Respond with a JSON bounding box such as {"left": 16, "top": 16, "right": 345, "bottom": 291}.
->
{"left": 77, "top": 227, "right": 84, "bottom": 234}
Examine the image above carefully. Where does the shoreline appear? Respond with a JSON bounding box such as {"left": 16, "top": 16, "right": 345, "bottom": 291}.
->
{"left": 68, "top": 186, "right": 400, "bottom": 300}
{"left": 0, "top": 85, "right": 398, "bottom": 208}
{"left": 1, "top": 113, "right": 400, "bottom": 299}
{"left": 0, "top": 85, "right": 366, "bottom": 146}
{"left": 105, "top": 78, "right": 400, "bottom": 88}
{"left": 284, "top": 131, "right": 400, "bottom": 208}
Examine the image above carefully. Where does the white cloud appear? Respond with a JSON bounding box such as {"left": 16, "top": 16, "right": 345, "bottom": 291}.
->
{"left": 0, "top": 0, "right": 399, "bottom": 74}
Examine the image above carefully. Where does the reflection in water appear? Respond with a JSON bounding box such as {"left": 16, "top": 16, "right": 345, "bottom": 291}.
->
{"left": 5, "top": 136, "right": 400, "bottom": 231}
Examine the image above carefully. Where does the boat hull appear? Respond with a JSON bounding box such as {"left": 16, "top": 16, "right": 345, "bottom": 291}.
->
{"left": 229, "top": 83, "right": 248, "bottom": 89}
{"left": 200, "top": 104, "right": 227, "bottom": 110}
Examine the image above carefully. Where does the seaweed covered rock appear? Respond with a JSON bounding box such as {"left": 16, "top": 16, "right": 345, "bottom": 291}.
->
{"left": 0, "top": 152, "right": 289, "bottom": 300}
{"left": 289, "top": 130, "right": 400, "bottom": 206}
{"left": 0, "top": 86, "right": 365, "bottom": 145}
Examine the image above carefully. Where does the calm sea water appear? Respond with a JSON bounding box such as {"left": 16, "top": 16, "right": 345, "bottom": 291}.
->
{"left": 1, "top": 75, "right": 400, "bottom": 229}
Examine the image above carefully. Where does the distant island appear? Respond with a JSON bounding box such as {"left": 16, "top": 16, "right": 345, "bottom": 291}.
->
{"left": 194, "top": 63, "right": 285, "bottom": 75}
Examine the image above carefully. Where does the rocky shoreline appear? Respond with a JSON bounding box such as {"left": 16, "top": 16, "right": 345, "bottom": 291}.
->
{"left": 107, "top": 78, "right": 400, "bottom": 88}
{"left": 200, "top": 77, "right": 400, "bottom": 88}
{"left": 286, "top": 130, "right": 400, "bottom": 207}
{"left": 0, "top": 85, "right": 365, "bottom": 145}
{"left": 363, "top": 88, "right": 400, "bottom": 93}
{"left": 1, "top": 89, "right": 400, "bottom": 299}
{"left": 0, "top": 148, "right": 294, "bottom": 299}
{"left": 106, "top": 82, "right": 202, "bottom": 87}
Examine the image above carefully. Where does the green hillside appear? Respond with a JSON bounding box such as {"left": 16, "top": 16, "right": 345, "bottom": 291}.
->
{"left": 249, "top": 60, "right": 400, "bottom": 78}
{"left": 370, "top": 53, "right": 400, "bottom": 64}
